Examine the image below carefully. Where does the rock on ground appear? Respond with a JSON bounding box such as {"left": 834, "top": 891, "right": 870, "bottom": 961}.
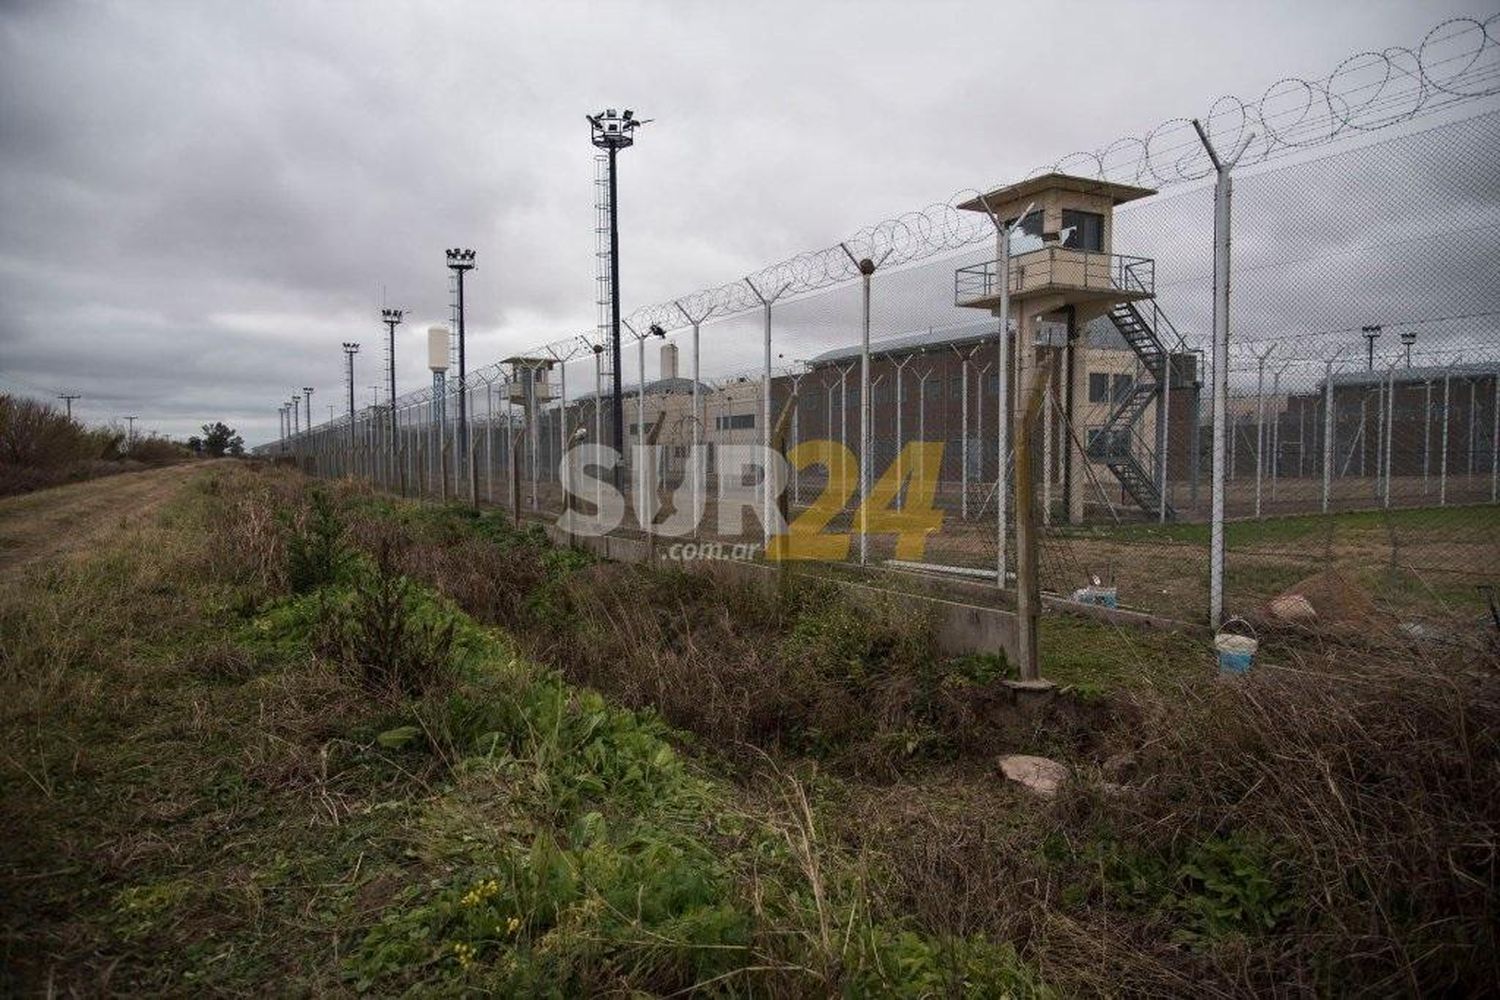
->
{"left": 997, "top": 754, "right": 1069, "bottom": 797}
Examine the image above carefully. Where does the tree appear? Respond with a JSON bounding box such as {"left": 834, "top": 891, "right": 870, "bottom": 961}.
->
{"left": 194, "top": 421, "right": 244, "bottom": 458}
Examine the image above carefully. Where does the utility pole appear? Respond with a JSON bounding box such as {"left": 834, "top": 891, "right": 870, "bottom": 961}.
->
{"left": 1193, "top": 117, "right": 1255, "bottom": 632}
{"left": 589, "top": 108, "right": 648, "bottom": 489}
{"left": 124, "top": 415, "right": 138, "bottom": 448}
{"left": 302, "top": 387, "right": 314, "bottom": 437}
{"left": 57, "top": 393, "right": 80, "bottom": 420}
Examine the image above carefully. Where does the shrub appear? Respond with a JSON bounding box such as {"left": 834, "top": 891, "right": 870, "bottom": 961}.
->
{"left": 287, "top": 487, "right": 346, "bottom": 593}
{"left": 338, "top": 539, "right": 456, "bottom": 697}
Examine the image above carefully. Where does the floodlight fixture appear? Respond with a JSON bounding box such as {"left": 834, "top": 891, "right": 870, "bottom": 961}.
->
{"left": 1361, "top": 325, "right": 1382, "bottom": 371}
{"left": 1399, "top": 330, "right": 1417, "bottom": 368}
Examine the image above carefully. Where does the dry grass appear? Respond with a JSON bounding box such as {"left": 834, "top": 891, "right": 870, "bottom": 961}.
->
{"left": 342, "top": 490, "right": 1500, "bottom": 995}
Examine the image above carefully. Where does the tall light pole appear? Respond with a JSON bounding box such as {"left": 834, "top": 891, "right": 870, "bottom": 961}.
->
{"left": 382, "top": 308, "right": 402, "bottom": 449}
{"left": 589, "top": 107, "right": 648, "bottom": 487}
{"left": 1362, "top": 324, "right": 1382, "bottom": 371}
{"left": 302, "top": 387, "right": 314, "bottom": 434}
{"left": 1400, "top": 330, "right": 1416, "bottom": 369}
{"left": 443, "top": 252, "right": 475, "bottom": 478}
{"left": 124, "top": 415, "right": 138, "bottom": 448}
{"left": 342, "top": 342, "right": 360, "bottom": 457}
{"left": 290, "top": 395, "right": 300, "bottom": 437}
{"left": 57, "top": 393, "right": 80, "bottom": 420}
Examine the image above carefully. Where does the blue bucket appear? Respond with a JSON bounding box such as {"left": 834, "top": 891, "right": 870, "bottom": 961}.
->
{"left": 1070, "top": 585, "right": 1118, "bottom": 609}
{"left": 1214, "top": 633, "right": 1257, "bottom": 674}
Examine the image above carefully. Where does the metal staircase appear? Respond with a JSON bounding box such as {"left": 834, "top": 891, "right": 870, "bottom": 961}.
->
{"left": 1087, "top": 300, "right": 1180, "bottom": 518}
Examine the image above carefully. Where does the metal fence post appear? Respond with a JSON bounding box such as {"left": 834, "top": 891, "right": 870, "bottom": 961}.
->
{"left": 1441, "top": 368, "right": 1451, "bottom": 506}
{"left": 1383, "top": 365, "right": 1395, "bottom": 508}
{"left": 1194, "top": 118, "right": 1253, "bottom": 631}
{"left": 1322, "top": 358, "right": 1336, "bottom": 513}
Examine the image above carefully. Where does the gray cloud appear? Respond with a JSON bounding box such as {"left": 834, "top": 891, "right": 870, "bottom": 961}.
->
{"left": 0, "top": 0, "right": 1489, "bottom": 443}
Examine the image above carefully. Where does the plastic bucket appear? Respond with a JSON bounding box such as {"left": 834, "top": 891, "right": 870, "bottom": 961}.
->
{"left": 1214, "top": 633, "right": 1257, "bottom": 674}
{"left": 1070, "top": 585, "right": 1118, "bottom": 609}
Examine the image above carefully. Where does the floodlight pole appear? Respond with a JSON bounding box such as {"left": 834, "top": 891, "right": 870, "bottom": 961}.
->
{"left": 58, "top": 394, "right": 80, "bottom": 420}
{"left": 382, "top": 308, "right": 402, "bottom": 464}
{"left": 976, "top": 194, "right": 1033, "bottom": 589}
{"left": 444, "top": 251, "right": 475, "bottom": 491}
{"left": 124, "top": 415, "right": 137, "bottom": 447}
{"left": 302, "top": 387, "right": 313, "bottom": 439}
{"left": 1194, "top": 118, "right": 1254, "bottom": 632}
{"left": 1362, "top": 325, "right": 1382, "bottom": 371}
{"left": 290, "top": 395, "right": 300, "bottom": 438}
{"left": 342, "top": 342, "right": 360, "bottom": 470}
{"left": 745, "top": 277, "right": 791, "bottom": 550}
{"left": 589, "top": 111, "right": 647, "bottom": 491}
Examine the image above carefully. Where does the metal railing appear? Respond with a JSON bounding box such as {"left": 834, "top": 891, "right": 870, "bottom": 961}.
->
{"left": 954, "top": 249, "right": 1155, "bottom": 306}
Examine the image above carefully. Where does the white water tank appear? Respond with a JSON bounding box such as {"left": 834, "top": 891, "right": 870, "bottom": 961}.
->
{"left": 427, "top": 325, "right": 450, "bottom": 372}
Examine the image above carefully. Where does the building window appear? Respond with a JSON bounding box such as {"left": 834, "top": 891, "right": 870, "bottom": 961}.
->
{"left": 1061, "top": 210, "right": 1104, "bottom": 252}
{"left": 714, "top": 413, "right": 755, "bottom": 431}
{"left": 1112, "top": 373, "right": 1134, "bottom": 402}
{"left": 1086, "top": 427, "right": 1131, "bottom": 458}
{"left": 1088, "top": 372, "right": 1110, "bottom": 403}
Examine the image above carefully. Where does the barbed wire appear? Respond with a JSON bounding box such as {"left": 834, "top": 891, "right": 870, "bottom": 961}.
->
{"left": 324, "top": 13, "right": 1500, "bottom": 428}
{"left": 622, "top": 15, "right": 1500, "bottom": 337}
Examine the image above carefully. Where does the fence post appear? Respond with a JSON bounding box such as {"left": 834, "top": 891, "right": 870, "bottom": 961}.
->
{"left": 1441, "top": 369, "right": 1451, "bottom": 506}
{"left": 1492, "top": 367, "right": 1499, "bottom": 503}
{"left": 1159, "top": 344, "right": 1172, "bottom": 523}
{"left": 1383, "top": 365, "right": 1395, "bottom": 508}
{"left": 1255, "top": 346, "right": 1272, "bottom": 519}
{"left": 1194, "top": 118, "right": 1254, "bottom": 631}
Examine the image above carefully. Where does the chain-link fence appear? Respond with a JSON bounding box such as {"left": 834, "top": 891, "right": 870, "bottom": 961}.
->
{"left": 268, "top": 17, "right": 1500, "bottom": 637}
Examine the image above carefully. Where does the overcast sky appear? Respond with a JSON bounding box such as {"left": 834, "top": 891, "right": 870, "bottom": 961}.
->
{"left": 0, "top": 0, "right": 1493, "bottom": 443}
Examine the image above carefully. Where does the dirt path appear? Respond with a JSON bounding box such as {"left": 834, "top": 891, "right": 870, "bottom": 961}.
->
{"left": 0, "top": 462, "right": 218, "bottom": 581}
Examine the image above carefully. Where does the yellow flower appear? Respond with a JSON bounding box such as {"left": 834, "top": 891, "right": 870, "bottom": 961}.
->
{"left": 505, "top": 916, "right": 521, "bottom": 934}
{"left": 451, "top": 941, "right": 475, "bottom": 969}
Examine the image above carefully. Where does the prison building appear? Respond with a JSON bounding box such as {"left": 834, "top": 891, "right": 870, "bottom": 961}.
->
{"left": 772, "top": 316, "right": 1199, "bottom": 520}
{"left": 1244, "top": 362, "right": 1500, "bottom": 488}
{"left": 556, "top": 341, "right": 764, "bottom": 477}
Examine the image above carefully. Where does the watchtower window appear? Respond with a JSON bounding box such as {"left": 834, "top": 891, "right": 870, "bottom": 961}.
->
{"left": 1004, "top": 210, "right": 1044, "bottom": 239}
{"left": 1061, "top": 210, "right": 1104, "bottom": 252}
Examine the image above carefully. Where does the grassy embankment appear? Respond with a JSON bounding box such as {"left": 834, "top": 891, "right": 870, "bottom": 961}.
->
{"left": 2, "top": 464, "right": 1495, "bottom": 995}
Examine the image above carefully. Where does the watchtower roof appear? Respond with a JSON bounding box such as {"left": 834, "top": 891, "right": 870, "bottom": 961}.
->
{"left": 957, "top": 172, "right": 1157, "bottom": 213}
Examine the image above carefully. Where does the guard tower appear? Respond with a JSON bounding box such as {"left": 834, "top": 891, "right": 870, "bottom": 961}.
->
{"left": 956, "top": 172, "right": 1181, "bottom": 522}
{"left": 503, "top": 356, "right": 558, "bottom": 510}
